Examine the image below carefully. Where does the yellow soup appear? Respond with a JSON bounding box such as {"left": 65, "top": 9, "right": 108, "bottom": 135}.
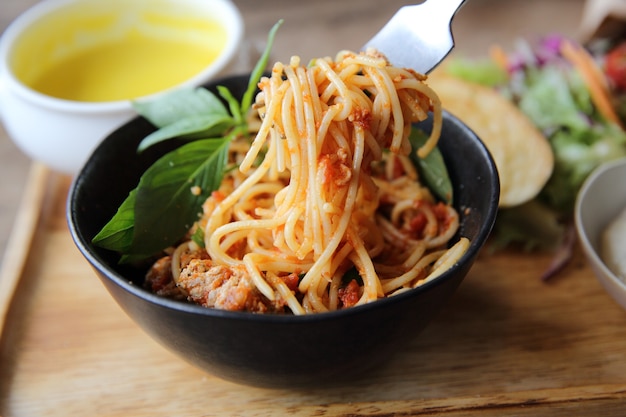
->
{"left": 11, "top": 4, "right": 228, "bottom": 102}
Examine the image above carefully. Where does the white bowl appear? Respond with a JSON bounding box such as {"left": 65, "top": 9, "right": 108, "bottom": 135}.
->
{"left": 0, "top": 0, "right": 243, "bottom": 174}
{"left": 575, "top": 157, "right": 626, "bottom": 310}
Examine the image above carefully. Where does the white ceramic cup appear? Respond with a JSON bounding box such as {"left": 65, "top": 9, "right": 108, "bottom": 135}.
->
{"left": 0, "top": 0, "right": 243, "bottom": 174}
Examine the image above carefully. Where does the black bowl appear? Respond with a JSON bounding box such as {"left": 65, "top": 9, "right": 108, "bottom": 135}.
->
{"left": 67, "top": 74, "right": 499, "bottom": 388}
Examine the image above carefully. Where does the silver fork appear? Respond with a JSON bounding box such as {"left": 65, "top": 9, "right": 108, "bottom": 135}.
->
{"left": 363, "top": 0, "right": 467, "bottom": 74}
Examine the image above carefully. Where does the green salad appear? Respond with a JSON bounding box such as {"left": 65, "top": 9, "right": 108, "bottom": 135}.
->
{"left": 445, "top": 35, "right": 626, "bottom": 277}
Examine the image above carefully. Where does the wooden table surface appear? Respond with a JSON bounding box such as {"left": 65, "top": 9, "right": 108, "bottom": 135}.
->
{"left": 5, "top": 0, "right": 626, "bottom": 416}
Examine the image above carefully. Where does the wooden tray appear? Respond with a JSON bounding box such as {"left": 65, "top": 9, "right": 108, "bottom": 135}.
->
{"left": 2, "top": 163, "right": 626, "bottom": 416}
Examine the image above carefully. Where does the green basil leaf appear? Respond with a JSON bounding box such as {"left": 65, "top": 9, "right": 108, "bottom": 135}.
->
{"left": 127, "top": 136, "right": 232, "bottom": 258}
{"left": 218, "top": 85, "right": 242, "bottom": 123}
{"left": 137, "top": 114, "right": 236, "bottom": 152}
{"left": 132, "top": 87, "right": 229, "bottom": 128}
{"left": 119, "top": 253, "right": 156, "bottom": 265}
{"left": 240, "top": 19, "right": 283, "bottom": 114}
{"left": 191, "top": 227, "right": 206, "bottom": 248}
{"left": 408, "top": 127, "right": 453, "bottom": 204}
{"left": 91, "top": 189, "right": 137, "bottom": 252}
{"left": 341, "top": 267, "right": 363, "bottom": 286}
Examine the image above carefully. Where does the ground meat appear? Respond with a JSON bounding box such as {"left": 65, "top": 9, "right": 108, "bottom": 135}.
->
{"left": 177, "top": 259, "right": 286, "bottom": 313}
{"left": 145, "top": 256, "right": 186, "bottom": 300}
{"left": 338, "top": 279, "right": 361, "bottom": 308}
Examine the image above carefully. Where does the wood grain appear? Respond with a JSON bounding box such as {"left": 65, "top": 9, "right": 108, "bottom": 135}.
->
{"left": 1, "top": 171, "right": 626, "bottom": 416}
{"left": 0, "top": 164, "right": 48, "bottom": 330}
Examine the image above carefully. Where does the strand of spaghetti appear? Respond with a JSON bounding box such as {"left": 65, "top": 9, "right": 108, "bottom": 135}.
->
{"left": 400, "top": 121, "right": 413, "bottom": 156}
{"left": 309, "top": 239, "right": 355, "bottom": 308}
{"left": 321, "top": 189, "right": 344, "bottom": 245}
{"left": 397, "top": 154, "right": 419, "bottom": 180}
{"left": 361, "top": 218, "right": 385, "bottom": 259}
{"left": 213, "top": 216, "right": 289, "bottom": 253}
{"left": 271, "top": 221, "right": 287, "bottom": 254}
{"left": 214, "top": 228, "right": 249, "bottom": 258}
{"left": 301, "top": 295, "right": 313, "bottom": 313}
{"left": 336, "top": 61, "right": 368, "bottom": 80}
{"left": 265, "top": 272, "right": 306, "bottom": 315}
{"left": 383, "top": 158, "right": 399, "bottom": 190}
{"left": 242, "top": 253, "right": 276, "bottom": 300}
{"left": 315, "top": 105, "right": 342, "bottom": 162}
{"left": 374, "top": 259, "right": 420, "bottom": 279}
{"left": 363, "top": 129, "right": 383, "bottom": 162}
{"left": 283, "top": 204, "right": 305, "bottom": 256}
{"left": 375, "top": 214, "right": 412, "bottom": 247}
{"left": 273, "top": 180, "right": 303, "bottom": 222}
{"left": 329, "top": 241, "right": 354, "bottom": 277}
{"left": 302, "top": 64, "right": 330, "bottom": 149}
{"left": 364, "top": 65, "right": 405, "bottom": 152}
{"left": 246, "top": 230, "right": 293, "bottom": 261}
{"left": 307, "top": 64, "right": 324, "bottom": 125}
{"left": 279, "top": 85, "right": 314, "bottom": 258}
{"left": 317, "top": 58, "right": 353, "bottom": 121}
{"left": 381, "top": 250, "right": 445, "bottom": 293}
{"left": 358, "top": 172, "right": 380, "bottom": 212}
{"left": 426, "top": 206, "right": 460, "bottom": 248}
{"left": 395, "top": 78, "right": 442, "bottom": 157}
{"left": 327, "top": 123, "right": 351, "bottom": 155}
{"left": 345, "top": 77, "right": 378, "bottom": 114}
{"left": 368, "top": 83, "right": 391, "bottom": 140}
{"left": 251, "top": 206, "right": 276, "bottom": 219}
{"left": 233, "top": 182, "right": 283, "bottom": 220}
{"left": 346, "top": 73, "right": 378, "bottom": 87}
{"left": 267, "top": 66, "right": 288, "bottom": 175}
{"left": 273, "top": 119, "right": 287, "bottom": 175}
{"left": 374, "top": 237, "right": 422, "bottom": 271}
{"left": 400, "top": 241, "right": 427, "bottom": 269}
{"left": 314, "top": 266, "right": 330, "bottom": 300}
{"left": 245, "top": 230, "right": 270, "bottom": 256}
{"left": 208, "top": 176, "right": 287, "bottom": 265}
{"left": 241, "top": 182, "right": 284, "bottom": 206}
{"left": 298, "top": 124, "right": 365, "bottom": 292}
{"left": 342, "top": 50, "right": 388, "bottom": 68}
{"left": 347, "top": 225, "right": 381, "bottom": 304}
{"left": 376, "top": 175, "right": 430, "bottom": 202}
{"left": 417, "top": 204, "right": 440, "bottom": 239}
{"left": 398, "top": 89, "right": 429, "bottom": 121}
{"left": 170, "top": 241, "right": 197, "bottom": 280}
{"left": 305, "top": 287, "right": 329, "bottom": 313}
{"left": 280, "top": 85, "right": 304, "bottom": 178}
{"left": 389, "top": 199, "right": 417, "bottom": 224}
{"left": 283, "top": 62, "right": 306, "bottom": 135}
{"left": 206, "top": 96, "right": 284, "bottom": 242}
{"left": 273, "top": 103, "right": 305, "bottom": 219}
{"left": 239, "top": 75, "right": 288, "bottom": 172}
{"left": 297, "top": 64, "right": 326, "bottom": 257}
{"left": 328, "top": 273, "right": 343, "bottom": 311}
{"left": 205, "top": 143, "right": 275, "bottom": 246}
{"left": 421, "top": 237, "right": 470, "bottom": 284}
{"left": 308, "top": 68, "right": 332, "bottom": 254}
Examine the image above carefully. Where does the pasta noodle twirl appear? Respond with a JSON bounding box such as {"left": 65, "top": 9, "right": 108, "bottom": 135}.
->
{"left": 145, "top": 49, "right": 469, "bottom": 315}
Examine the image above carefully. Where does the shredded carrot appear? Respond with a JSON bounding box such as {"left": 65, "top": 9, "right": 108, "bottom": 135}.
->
{"left": 489, "top": 44, "right": 509, "bottom": 72}
{"left": 560, "top": 40, "right": 623, "bottom": 128}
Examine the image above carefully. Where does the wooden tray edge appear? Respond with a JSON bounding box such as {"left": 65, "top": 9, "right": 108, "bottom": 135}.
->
{"left": 0, "top": 163, "right": 53, "bottom": 335}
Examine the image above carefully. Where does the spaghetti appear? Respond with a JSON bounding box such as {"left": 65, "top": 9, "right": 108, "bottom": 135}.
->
{"left": 145, "top": 49, "right": 470, "bottom": 314}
